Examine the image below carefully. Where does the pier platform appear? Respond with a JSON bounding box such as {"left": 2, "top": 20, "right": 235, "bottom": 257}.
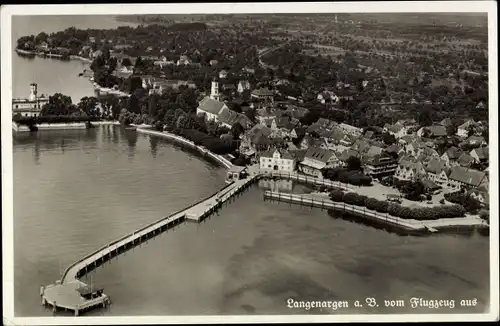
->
{"left": 41, "top": 280, "right": 110, "bottom": 316}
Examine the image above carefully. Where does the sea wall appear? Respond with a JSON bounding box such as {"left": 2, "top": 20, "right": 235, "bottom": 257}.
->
{"left": 136, "top": 128, "right": 233, "bottom": 169}
{"left": 36, "top": 122, "right": 87, "bottom": 130}
{"left": 12, "top": 122, "right": 30, "bottom": 132}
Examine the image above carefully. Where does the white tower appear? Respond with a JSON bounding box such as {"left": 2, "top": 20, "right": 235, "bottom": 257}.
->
{"left": 29, "top": 83, "right": 38, "bottom": 102}
{"left": 210, "top": 77, "right": 220, "bottom": 101}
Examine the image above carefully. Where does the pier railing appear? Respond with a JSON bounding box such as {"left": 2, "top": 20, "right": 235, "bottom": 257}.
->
{"left": 61, "top": 181, "right": 236, "bottom": 283}
{"left": 264, "top": 191, "right": 423, "bottom": 230}
{"left": 262, "top": 171, "right": 351, "bottom": 191}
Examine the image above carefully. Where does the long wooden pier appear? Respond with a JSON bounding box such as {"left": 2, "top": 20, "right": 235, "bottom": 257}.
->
{"left": 264, "top": 191, "right": 488, "bottom": 233}
{"left": 42, "top": 174, "right": 259, "bottom": 315}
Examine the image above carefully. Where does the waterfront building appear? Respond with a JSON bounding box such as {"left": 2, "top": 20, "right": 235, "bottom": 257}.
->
{"left": 298, "top": 147, "right": 340, "bottom": 178}
{"left": 259, "top": 149, "right": 296, "bottom": 172}
{"left": 362, "top": 153, "right": 399, "bottom": 178}
{"left": 12, "top": 83, "right": 49, "bottom": 118}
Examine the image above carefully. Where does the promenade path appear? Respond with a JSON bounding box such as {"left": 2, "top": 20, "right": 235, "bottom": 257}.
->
{"left": 264, "top": 191, "right": 487, "bottom": 233}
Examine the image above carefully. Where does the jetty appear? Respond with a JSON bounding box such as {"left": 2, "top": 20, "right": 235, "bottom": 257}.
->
{"left": 41, "top": 173, "right": 259, "bottom": 315}
{"left": 263, "top": 191, "right": 488, "bottom": 234}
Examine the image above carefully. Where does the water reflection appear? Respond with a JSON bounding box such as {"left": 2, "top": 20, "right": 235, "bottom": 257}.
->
{"left": 149, "top": 136, "right": 159, "bottom": 158}
{"left": 124, "top": 128, "right": 138, "bottom": 159}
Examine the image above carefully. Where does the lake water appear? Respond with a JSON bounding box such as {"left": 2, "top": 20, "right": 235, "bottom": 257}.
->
{"left": 11, "top": 15, "right": 490, "bottom": 317}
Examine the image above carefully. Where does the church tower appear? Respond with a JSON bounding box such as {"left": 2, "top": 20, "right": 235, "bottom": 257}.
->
{"left": 29, "top": 83, "right": 38, "bottom": 102}
{"left": 210, "top": 77, "right": 220, "bottom": 101}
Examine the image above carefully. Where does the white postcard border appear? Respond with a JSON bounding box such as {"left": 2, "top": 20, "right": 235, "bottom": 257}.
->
{"left": 2, "top": 2, "right": 498, "bottom": 324}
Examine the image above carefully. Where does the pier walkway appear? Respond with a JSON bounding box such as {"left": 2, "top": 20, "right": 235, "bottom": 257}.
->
{"left": 42, "top": 174, "right": 259, "bottom": 315}
{"left": 264, "top": 191, "right": 487, "bottom": 233}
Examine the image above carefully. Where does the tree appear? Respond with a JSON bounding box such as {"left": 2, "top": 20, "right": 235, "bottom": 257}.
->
{"left": 416, "top": 107, "right": 433, "bottom": 126}
{"left": 230, "top": 122, "right": 245, "bottom": 139}
{"left": 382, "top": 132, "right": 396, "bottom": 145}
{"left": 346, "top": 156, "right": 362, "bottom": 171}
{"left": 121, "top": 57, "right": 132, "bottom": 67}
{"left": 78, "top": 96, "right": 100, "bottom": 118}
{"left": 40, "top": 93, "right": 77, "bottom": 116}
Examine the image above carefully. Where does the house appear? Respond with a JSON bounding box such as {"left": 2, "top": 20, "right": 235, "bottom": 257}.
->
{"left": 448, "top": 166, "right": 487, "bottom": 190}
{"left": 290, "top": 127, "right": 306, "bottom": 139}
{"left": 259, "top": 149, "right": 296, "bottom": 172}
{"left": 338, "top": 149, "right": 361, "bottom": 166}
{"left": 457, "top": 152, "right": 475, "bottom": 167}
{"left": 439, "top": 117, "right": 453, "bottom": 128}
{"left": 394, "top": 157, "right": 427, "bottom": 181}
{"left": 421, "top": 179, "right": 441, "bottom": 193}
{"left": 222, "top": 83, "right": 236, "bottom": 92}
{"left": 298, "top": 147, "right": 340, "bottom": 178}
{"left": 217, "top": 107, "right": 254, "bottom": 129}
{"left": 209, "top": 60, "right": 218, "bottom": 66}
{"left": 237, "top": 80, "right": 251, "bottom": 93}
{"left": 415, "top": 146, "right": 440, "bottom": 163}
{"left": 149, "top": 80, "right": 197, "bottom": 95}
{"left": 383, "top": 122, "right": 407, "bottom": 139}
{"left": 465, "top": 135, "right": 487, "bottom": 147}
{"left": 416, "top": 125, "right": 447, "bottom": 138}
{"left": 456, "top": 119, "right": 478, "bottom": 138}
{"left": 251, "top": 88, "right": 275, "bottom": 101}
{"left": 476, "top": 101, "right": 486, "bottom": 110}
{"left": 468, "top": 185, "right": 489, "bottom": 207}
{"left": 424, "top": 158, "right": 451, "bottom": 186}
{"left": 177, "top": 55, "right": 192, "bottom": 66}
{"left": 197, "top": 96, "right": 227, "bottom": 122}
{"left": 441, "top": 146, "right": 462, "bottom": 165}
{"left": 219, "top": 70, "right": 228, "bottom": 79}
{"left": 317, "top": 91, "right": 339, "bottom": 104}
{"left": 337, "top": 123, "right": 362, "bottom": 137}
{"left": 470, "top": 147, "right": 489, "bottom": 163}
{"left": 362, "top": 153, "right": 399, "bottom": 178}
{"left": 300, "top": 134, "right": 323, "bottom": 150}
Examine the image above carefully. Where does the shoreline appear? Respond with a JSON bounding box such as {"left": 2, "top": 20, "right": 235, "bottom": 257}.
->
{"left": 136, "top": 127, "right": 233, "bottom": 169}
{"left": 12, "top": 120, "right": 120, "bottom": 132}
{"left": 15, "top": 48, "right": 93, "bottom": 63}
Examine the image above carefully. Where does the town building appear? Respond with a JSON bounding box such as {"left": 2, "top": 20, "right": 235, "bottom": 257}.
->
{"left": 383, "top": 122, "right": 407, "bottom": 139}
{"left": 237, "top": 80, "right": 251, "bottom": 93}
{"left": 251, "top": 88, "right": 275, "bottom": 101}
{"left": 297, "top": 147, "right": 340, "bottom": 178}
{"left": 149, "top": 80, "right": 196, "bottom": 95}
{"left": 448, "top": 166, "right": 487, "bottom": 190}
{"left": 362, "top": 153, "right": 399, "bottom": 178}
{"left": 416, "top": 125, "right": 447, "bottom": 138}
{"left": 424, "top": 158, "right": 451, "bottom": 186}
{"left": 470, "top": 147, "right": 489, "bottom": 164}
{"left": 176, "top": 55, "right": 192, "bottom": 66}
{"left": 394, "top": 157, "right": 427, "bottom": 181}
{"left": 441, "top": 146, "right": 462, "bottom": 166}
{"left": 456, "top": 119, "right": 479, "bottom": 138}
{"left": 259, "top": 149, "right": 296, "bottom": 172}
{"left": 12, "top": 83, "right": 49, "bottom": 118}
